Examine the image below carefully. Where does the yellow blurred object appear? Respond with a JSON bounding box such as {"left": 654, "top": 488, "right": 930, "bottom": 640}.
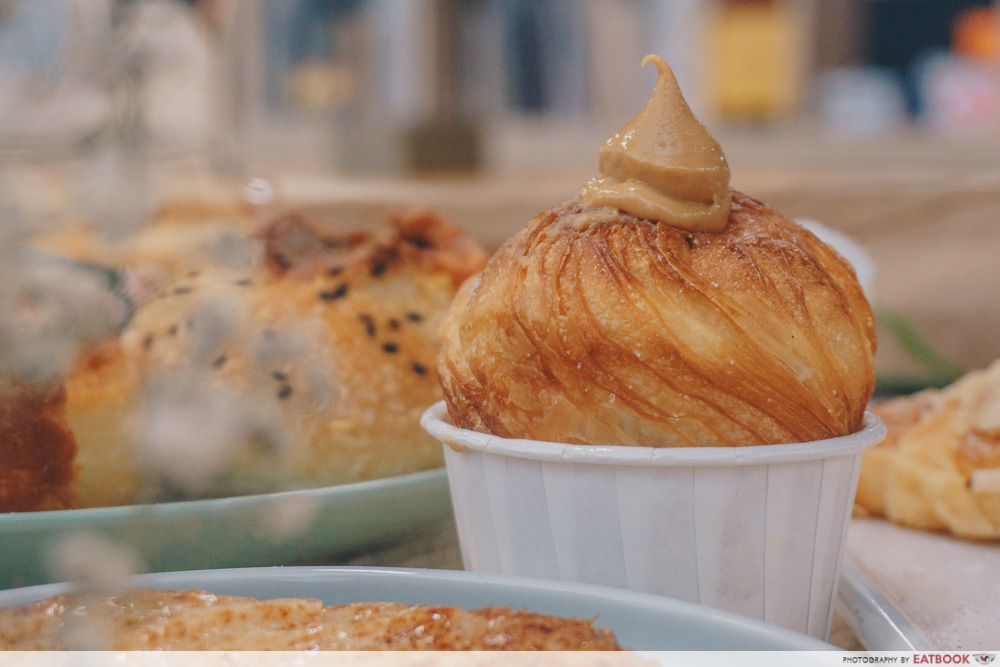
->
{"left": 707, "top": 0, "right": 805, "bottom": 121}
{"left": 288, "top": 60, "right": 359, "bottom": 112}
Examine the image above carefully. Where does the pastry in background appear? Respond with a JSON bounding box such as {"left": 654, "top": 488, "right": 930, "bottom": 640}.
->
{"left": 28, "top": 161, "right": 258, "bottom": 271}
{"left": 438, "top": 55, "right": 876, "bottom": 448}
{"left": 0, "top": 254, "right": 123, "bottom": 513}
{"left": 855, "top": 359, "right": 1000, "bottom": 539}
{"left": 0, "top": 379, "right": 78, "bottom": 513}
{"left": 64, "top": 209, "right": 487, "bottom": 507}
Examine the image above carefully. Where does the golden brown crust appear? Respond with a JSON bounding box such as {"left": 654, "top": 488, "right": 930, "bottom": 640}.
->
{"left": 856, "top": 361, "right": 1000, "bottom": 539}
{"left": 0, "top": 588, "right": 622, "bottom": 650}
{"left": 64, "top": 210, "right": 487, "bottom": 506}
{"left": 260, "top": 209, "right": 488, "bottom": 291}
{"left": 0, "top": 379, "right": 79, "bottom": 512}
{"left": 853, "top": 390, "right": 940, "bottom": 518}
{"left": 438, "top": 191, "right": 876, "bottom": 447}
{"left": 63, "top": 342, "right": 142, "bottom": 507}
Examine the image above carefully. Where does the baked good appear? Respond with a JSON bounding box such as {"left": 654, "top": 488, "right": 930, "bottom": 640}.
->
{"left": 855, "top": 359, "right": 1000, "bottom": 539}
{"left": 0, "top": 588, "right": 622, "bottom": 650}
{"left": 0, "top": 379, "right": 78, "bottom": 512}
{"left": 0, "top": 248, "right": 127, "bottom": 513}
{"left": 63, "top": 209, "right": 487, "bottom": 506}
{"left": 438, "top": 55, "right": 876, "bottom": 447}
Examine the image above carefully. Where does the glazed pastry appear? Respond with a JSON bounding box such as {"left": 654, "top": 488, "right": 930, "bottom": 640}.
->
{"left": 65, "top": 210, "right": 487, "bottom": 506}
{"left": 856, "top": 360, "right": 1000, "bottom": 539}
{"left": 0, "top": 588, "right": 622, "bottom": 650}
{"left": 438, "top": 56, "right": 876, "bottom": 447}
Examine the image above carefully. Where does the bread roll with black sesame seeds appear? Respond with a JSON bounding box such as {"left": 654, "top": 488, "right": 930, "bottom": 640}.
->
{"left": 64, "top": 210, "right": 487, "bottom": 506}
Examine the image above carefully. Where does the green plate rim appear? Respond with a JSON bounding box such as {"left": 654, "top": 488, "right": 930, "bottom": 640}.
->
{"left": 0, "top": 466, "right": 448, "bottom": 525}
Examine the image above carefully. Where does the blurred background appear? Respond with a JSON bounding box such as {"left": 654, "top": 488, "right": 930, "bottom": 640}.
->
{"left": 235, "top": 0, "right": 1000, "bottom": 174}
{"left": 0, "top": 0, "right": 998, "bottom": 383}
{"left": 4, "top": 0, "right": 1000, "bottom": 172}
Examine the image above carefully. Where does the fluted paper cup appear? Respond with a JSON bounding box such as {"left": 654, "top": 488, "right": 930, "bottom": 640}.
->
{"left": 421, "top": 401, "right": 885, "bottom": 640}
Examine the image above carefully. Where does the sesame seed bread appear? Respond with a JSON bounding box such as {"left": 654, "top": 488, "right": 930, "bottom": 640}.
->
{"left": 63, "top": 210, "right": 487, "bottom": 506}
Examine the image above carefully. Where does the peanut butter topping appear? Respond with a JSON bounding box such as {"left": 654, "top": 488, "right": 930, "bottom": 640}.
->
{"left": 577, "top": 55, "right": 732, "bottom": 232}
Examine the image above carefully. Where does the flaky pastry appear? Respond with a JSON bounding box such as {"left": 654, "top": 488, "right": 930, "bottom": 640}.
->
{"left": 856, "top": 359, "right": 1000, "bottom": 539}
{"left": 438, "top": 195, "right": 876, "bottom": 447}
{"left": 437, "top": 55, "right": 875, "bottom": 448}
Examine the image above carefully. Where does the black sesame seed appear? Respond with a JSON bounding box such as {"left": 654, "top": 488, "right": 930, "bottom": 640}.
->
{"left": 143, "top": 333, "right": 155, "bottom": 349}
{"left": 370, "top": 263, "right": 386, "bottom": 277}
{"left": 319, "top": 283, "right": 349, "bottom": 301}
{"left": 328, "top": 266, "right": 343, "bottom": 276}
{"left": 388, "top": 318, "right": 400, "bottom": 330}
{"left": 277, "top": 385, "right": 293, "bottom": 400}
{"left": 272, "top": 253, "right": 290, "bottom": 270}
{"left": 272, "top": 370, "right": 287, "bottom": 381}
{"left": 413, "top": 362, "right": 428, "bottom": 375}
{"left": 235, "top": 279, "right": 251, "bottom": 287}
{"left": 359, "top": 314, "right": 376, "bottom": 338}
{"left": 174, "top": 286, "right": 193, "bottom": 295}
{"left": 406, "top": 312, "right": 423, "bottom": 323}
{"left": 382, "top": 342, "right": 398, "bottom": 354}
{"left": 212, "top": 355, "right": 227, "bottom": 368}
{"left": 403, "top": 235, "right": 432, "bottom": 249}
{"left": 168, "top": 325, "right": 178, "bottom": 337}
{"left": 186, "top": 317, "right": 195, "bottom": 329}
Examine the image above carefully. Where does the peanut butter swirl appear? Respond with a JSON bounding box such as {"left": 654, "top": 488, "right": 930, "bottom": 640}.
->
{"left": 578, "top": 55, "right": 732, "bottom": 232}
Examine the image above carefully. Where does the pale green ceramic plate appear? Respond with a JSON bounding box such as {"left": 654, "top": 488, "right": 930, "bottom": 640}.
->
{"left": 0, "top": 468, "right": 450, "bottom": 590}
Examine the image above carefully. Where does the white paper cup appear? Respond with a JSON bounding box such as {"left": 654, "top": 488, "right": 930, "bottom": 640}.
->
{"left": 421, "top": 401, "right": 885, "bottom": 640}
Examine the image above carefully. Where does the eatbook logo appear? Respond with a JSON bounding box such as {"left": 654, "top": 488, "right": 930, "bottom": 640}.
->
{"left": 974, "top": 656, "right": 995, "bottom": 665}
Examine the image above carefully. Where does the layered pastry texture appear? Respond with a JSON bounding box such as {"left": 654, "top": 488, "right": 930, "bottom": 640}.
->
{"left": 0, "top": 588, "right": 622, "bottom": 650}
{"left": 856, "top": 359, "right": 1000, "bottom": 539}
{"left": 62, "top": 210, "right": 487, "bottom": 507}
{"left": 438, "top": 56, "right": 876, "bottom": 447}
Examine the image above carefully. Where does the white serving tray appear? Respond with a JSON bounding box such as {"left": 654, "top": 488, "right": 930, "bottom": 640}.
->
{"left": 837, "top": 518, "right": 1000, "bottom": 650}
